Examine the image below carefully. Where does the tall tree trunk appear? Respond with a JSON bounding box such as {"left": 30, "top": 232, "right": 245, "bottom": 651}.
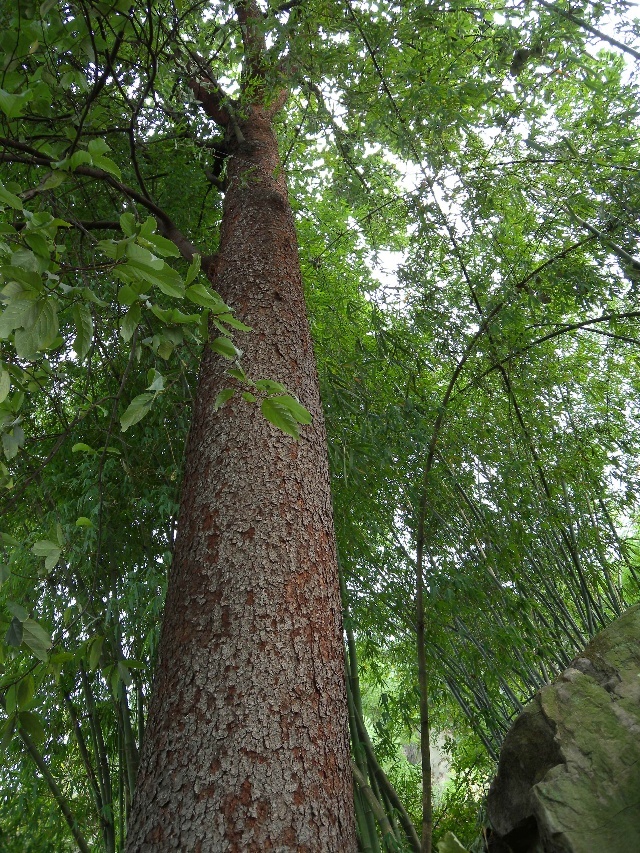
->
{"left": 125, "top": 103, "right": 357, "bottom": 850}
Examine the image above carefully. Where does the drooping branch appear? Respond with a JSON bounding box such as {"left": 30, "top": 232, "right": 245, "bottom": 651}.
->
{"left": 0, "top": 137, "right": 211, "bottom": 268}
{"left": 536, "top": 0, "right": 640, "bottom": 62}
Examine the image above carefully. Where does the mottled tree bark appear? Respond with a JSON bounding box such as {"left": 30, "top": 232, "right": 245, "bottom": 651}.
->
{"left": 125, "top": 101, "right": 357, "bottom": 851}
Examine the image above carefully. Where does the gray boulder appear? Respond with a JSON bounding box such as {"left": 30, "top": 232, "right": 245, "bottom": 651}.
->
{"left": 486, "top": 603, "right": 640, "bottom": 852}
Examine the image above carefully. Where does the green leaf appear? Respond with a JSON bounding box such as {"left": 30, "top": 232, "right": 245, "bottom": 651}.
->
{"left": 0, "top": 89, "right": 33, "bottom": 119}
{"left": 5, "top": 685, "right": 17, "bottom": 716}
{"left": 22, "top": 618, "right": 52, "bottom": 661}
{"left": 185, "top": 254, "right": 201, "bottom": 285}
{"left": 71, "top": 443, "right": 96, "bottom": 454}
{"left": 149, "top": 306, "right": 199, "bottom": 324}
{"left": 18, "top": 711, "right": 46, "bottom": 744}
{"left": 146, "top": 369, "right": 164, "bottom": 391}
{"left": 210, "top": 336, "right": 240, "bottom": 360}
{"left": 0, "top": 563, "right": 10, "bottom": 587}
{"left": 185, "top": 283, "right": 228, "bottom": 311}
{"left": 120, "top": 303, "right": 141, "bottom": 342}
{"left": 72, "top": 303, "right": 93, "bottom": 360}
{"left": 254, "top": 379, "right": 287, "bottom": 394}
{"left": 217, "top": 313, "right": 252, "bottom": 332}
{"left": 17, "top": 674, "right": 35, "bottom": 709}
{"left": 261, "top": 397, "right": 301, "bottom": 439}
{"left": 5, "top": 617, "right": 23, "bottom": 648}
{"left": 0, "top": 183, "right": 23, "bottom": 211}
{"left": 117, "top": 661, "right": 132, "bottom": 686}
{"left": 143, "top": 233, "right": 181, "bottom": 258}
{"left": 87, "top": 138, "right": 111, "bottom": 156}
{"left": 228, "top": 367, "right": 248, "bottom": 383}
{"left": 120, "top": 212, "right": 137, "bottom": 237}
{"left": 75, "top": 517, "right": 93, "bottom": 527}
{"left": 120, "top": 392, "right": 155, "bottom": 432}
{"left": 7, "top": 601, "right": 28, "bottom": 622}
{"left": 31, "top": 540, "right": 61, "bottom": 572}
{"left": 123, "top": 259, "right": 185, "bottom": 298}
{"left": 24, "top": 232, "right": 51, "bottom": 259}
{"left": 12, "top": 299, "right": 59, "bottom": 359}
{"left": 1, "top": 431, "right": 19, "bottom": 461}
{"left": 0, "top": 716, "right": 16, "bottom": 751}
{"left": 91, "top": 154, "right": 122, "bottom": 179}
{"left": 88, "top": 635, "right": 104, "bottom": 672}
{"left": 0, "top": 369, "right": 10, "bottom": 403}
{"left": 269, "top": 395, "right": 312, "bottom": 426}
{"left": 242, "top": 391, "right": 256, "bottom": 402}
{"left": 214, "top": 388, "right": 235, "bottom": 411}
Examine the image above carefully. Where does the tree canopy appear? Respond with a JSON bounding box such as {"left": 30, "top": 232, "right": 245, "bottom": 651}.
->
{"left": 1, "top": 0, "right": 640, "bottom": 849}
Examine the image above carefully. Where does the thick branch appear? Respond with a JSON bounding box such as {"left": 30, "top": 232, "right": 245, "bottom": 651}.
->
{"left": 236, "top": 0, "right": 268, "bottom": 82}
{"left": 188, "top": 79, "right": 232, "bottom": 128}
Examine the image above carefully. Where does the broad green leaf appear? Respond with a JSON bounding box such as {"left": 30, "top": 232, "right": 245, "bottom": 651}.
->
{"left": 0, "top": 89, "right": 33, "bottom": 119}
{"left": 13, "top": 299, "right": 59, "bottom": 358}
{"left": 22, "top": 618, "right": 52, "bottom": 660}
{"left": 17, "top": 675, "right": 35, "bottom": 709}
{"left": 24, "top": 232, "right": 50, "bottom": 259}
{"left": 120, "top": 212, "right": 137, "bottom": 236}
{"left": 186, "top": 283, "right": 228, "bottom": 311}
{"left": 254, "top": 379, "right": 287, "bottom": 394}
{"left": 261, "top": 397, "right": 301, "bottom": 439}
{"left": 0, "top": 183, "right": 23, "bottom": 211}
{"left": 120, "top": 303, "right": 141, "bottom": 342}
{"left": 18, "top": 711, "right": 46, "bottom": 744}
{"left": 123, "top": 259, "right": 185, "bottom": 298}
{"left": 5, "top": 617, "right": 23, "bottom": 648}
{"left": 71, "top": 443, "right": 96, "bottom": 454}
{"left": 88, "top": 635, "right": 104, "bottom": 672}
{"left": 143, "top": 233, "right": 181, "bottom": 258}
{"left": 6, "top": 601, "right": 29, "bottom": 622}
{"left": 214, "top": 388, "right": 235, "bottom": 410}
{"left": 228, "top": 367, "right": 248, "bottom": 383}
{"left": 75, "top": 517, "right": 93, "bottom": 527}
{"left": 185, "top": 253, "right": 201, "bottom": 285}
{"left": 210, "top": 336, "right": 240, "bottom": 360}
{"left": 0, "top": 717, "right": 16, "bottom": 751}
{"left": 31, "top": 540, "right": 61, "bottom": 571}
{"left": 72, "top": 303, "right": 93, "bottom": 360}
{"left": 5, "top": 685, "right": 17, "bottom": 716}
{"left": 87, "top": 138, "right": 111, "bottom": 156}
{"left": 0, "top": 369, "right": 10, "bottom": 403}
{"left": 146, "top": 369, "right": 164, "bottom": 391}
{"left": 269, "top": 395, "right": 312, "bottom": 425}
{"left": 120, "top": 392, "right": 155, "bottom": 432}
{"left": 0, "top": 564, "right": 10, "bottom": 587}
{"left": 138, "top": 216, "right": 158, "bottom": 239}
{"left": 117, "top": 661, "right": 132, "bottom": 686}
{"left": 149, "top": 305, "right": 199, "bottom": 324}
{"left": 217, "top": 313, "right": 252, "bottom": 332}
{"left": 1, "top": 431, "right": 19, "bottom": 461}
{"left": 92, "top": 154, "right": 121, "bottom": 178}
{"left": 39, "top": 171, "right": 67, "bottom": 191}
{"left": 31, "top": 540, "right": 60, "bottom": 557}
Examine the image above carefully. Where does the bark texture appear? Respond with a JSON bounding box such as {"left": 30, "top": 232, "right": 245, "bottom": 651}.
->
{"left": 125, "top": 105, "right": 357, "bottom": 851}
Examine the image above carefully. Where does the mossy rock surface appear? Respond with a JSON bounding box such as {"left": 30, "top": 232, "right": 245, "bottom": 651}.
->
{"left": 487, "top": 604, "right": 640, "bottom": 853}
